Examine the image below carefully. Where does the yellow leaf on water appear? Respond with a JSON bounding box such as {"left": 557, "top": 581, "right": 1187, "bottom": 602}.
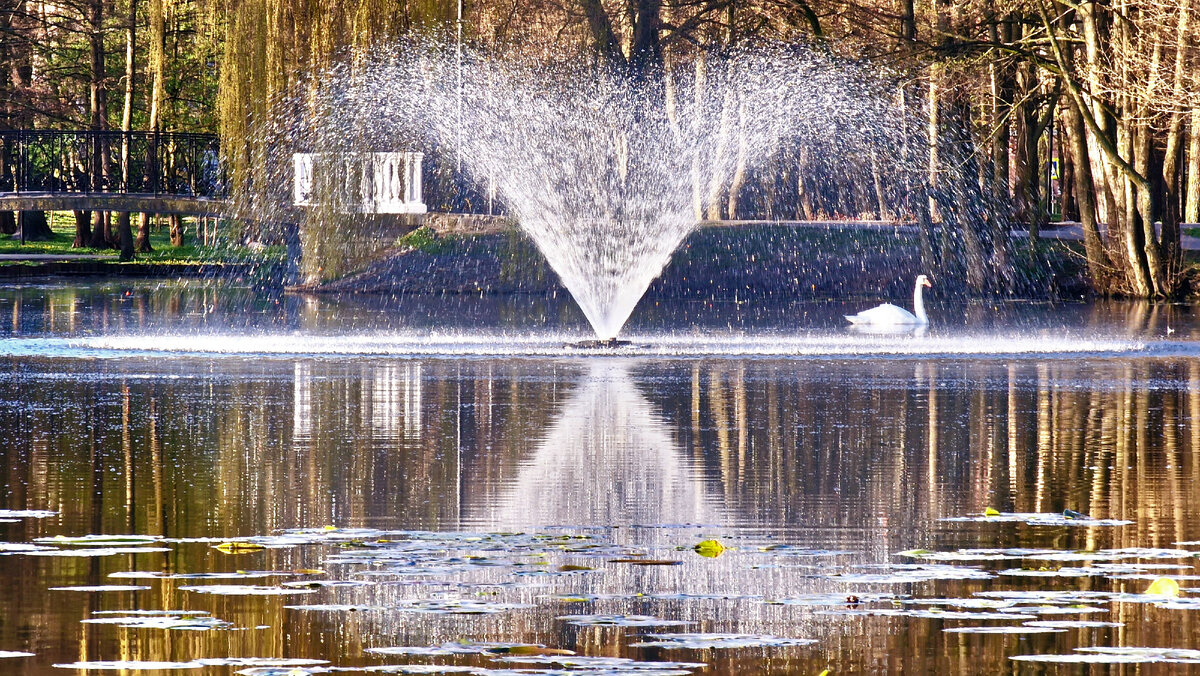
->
{"left": 694, "top": 539, "right": 727, "bottom": 558}
{"left": 213, "top": 542, "right": 265, "bottom": 554}
{"left": 983, "top": 507, "right": 1001, "bottom": 517}
{"left": 1145, "top": 577, "right": 1181, "bottom": 597}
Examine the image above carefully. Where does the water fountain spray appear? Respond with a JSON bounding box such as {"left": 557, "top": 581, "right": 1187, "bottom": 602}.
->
{"left": 273, "top": 42, "right": 899, "bottom": 340}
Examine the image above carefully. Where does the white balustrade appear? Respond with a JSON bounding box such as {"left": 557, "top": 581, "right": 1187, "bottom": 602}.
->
{"left": 293, "top": 151, "right": 426, "bottom": 214}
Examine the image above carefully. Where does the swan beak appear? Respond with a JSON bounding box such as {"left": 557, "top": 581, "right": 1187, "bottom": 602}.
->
{"left": 922, "top": 278, "right": 932, "bottom": 288}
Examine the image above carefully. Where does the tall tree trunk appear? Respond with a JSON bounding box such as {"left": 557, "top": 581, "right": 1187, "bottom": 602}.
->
{"left": 0, "top": 212, "right": 15, "bottom": 235}
{"left": 629, "top": 0, "right": 663, "bottom": 79}
{"left": 17, "top": 211, "right": 54, "bottom": 241}
{"left": 90, "top": 211, "right": 110, "bottom": 249}
{"left": 579, "top": 0, "right": 625, "bottom": 69}
{"left": 118, "top": 0, "right": 137, "bottom": 261}
{"left": 1187, "top": 110, "right": 1200, "bottom": 224}
{"left": 1158, "top": 0, "right": 1189, "bottom": 288}
{"left": 1065, "top": 99, "right": 1113, "bottom": 291}
{"left": 7, "top": 0, "right": 50, "bottom": 241}
{"left": 143, "top": 0, "right": 166, "bottom": 238}
{"left": 87, "top": 0, "right": 109, "bottom": 250}
{"left": 949, "top": 96, "right": 989, "bottom": 292}
{"left": 169, "top": 213, "right": 184, "bottom": 246}
{"left": 73, "top": 211, "right": 92, "bottom": 247}
{"left": 135, "top": 213, "right": 154, "bottom": 252}
{"left": 988, "top": 10, "right": 1013, "bottom": 286}
{"left": 725, "top": 104, "right": 748, "bottom": 219}
{"left": 690, "top": 52, "right": 706, "bottom": 220}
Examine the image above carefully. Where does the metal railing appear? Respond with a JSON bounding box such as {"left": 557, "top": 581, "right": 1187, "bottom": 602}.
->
{"left": 0, "top": 130, "right": 224, "bottom": 197}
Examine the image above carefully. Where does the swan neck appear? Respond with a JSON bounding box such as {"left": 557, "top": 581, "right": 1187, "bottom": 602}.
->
{"left": 913, "top": 282, "right": 927, "bottom": 323}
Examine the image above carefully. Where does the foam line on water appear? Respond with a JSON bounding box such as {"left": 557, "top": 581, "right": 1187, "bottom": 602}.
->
{"left": 0, "top": 332, "right": 1169, "bottom": 361}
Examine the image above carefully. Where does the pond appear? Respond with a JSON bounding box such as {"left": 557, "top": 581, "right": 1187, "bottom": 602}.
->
{"left": 0, "top": 281, "right": 1198, "bottom": 674}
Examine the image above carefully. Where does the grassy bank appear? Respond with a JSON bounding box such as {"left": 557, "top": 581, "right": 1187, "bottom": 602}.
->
{"left": 0, "top": 212, "right": 282, "bottom": 264}
{"left": 322, "top": 224, "right": 1090, "bottom": 300}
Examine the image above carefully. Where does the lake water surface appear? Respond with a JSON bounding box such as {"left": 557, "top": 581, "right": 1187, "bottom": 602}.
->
{"left": 1, "top": 282, "right": 1199, "bottom": 674}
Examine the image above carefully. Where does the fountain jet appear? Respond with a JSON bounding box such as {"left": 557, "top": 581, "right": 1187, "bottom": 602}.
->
{"left": 275, "top": 43, "right": 898, "bottom": 339}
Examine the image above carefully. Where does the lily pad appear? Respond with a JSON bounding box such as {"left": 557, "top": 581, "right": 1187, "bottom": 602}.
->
{"left": 767, "top": 593, "right": 905, "bottom": 606}
{"left": 940, "top": 512, "right": 1132, "bottom": 526}
{"left": 490, "top": 656, "right": 705, "bottom": 669}
{"left": 1012, "top": 647, "right": 1200, "bottom": 664}
{"left": 829, "top": 563, "right": 993, "bottom": 583}
{"left": 818, "top": 608, "right": 1038, "bottom": 621}
{"left": 280, "top": 579, "right": 374, "bottom": 589}
{"left": 178, "top": 584, "right": 318, "bottom": 596}
{"left": 398, "top": 600, "right": 533, "bottom": 614}
{"left": 0, "top": 509, "right": 56, "bottom": 518}
{"left": 49, "top": 585, "right": 152, "bottom": 592}
{"left": 20, "top": 547, "right": 171, "bottom": 557}
{"left": 0, "top": 543, "right": 54, "bottom": 552}
{"left": 943, "top": 626, "right": 1065, "bottom": 634}
{"left": 629, "top": 633, "right": 817, "bottom": 649}
{"left": 91, "top": 610, "right": 209, "bottom": 616}
{"left": 1025, "top": 620, "right": 1124, "bottom": 628}
{"left": 366, "top": 642, "right": 550, "bottom": 656}
{"left": 999, "top": 567, "right": 1110, "bottom": 578}
{"left": 81, "top": 615, "right": 233, "bottom": 630}
{"left": 898, "top": 548, "right": 1059, "bottom": 561}
{"left": 111, "top": 571, "right": 294, "bottom": 580}
{"left": 558, "top": 615, "right": 692, "bottom": 627}
{"left": 52, "top": 660, "right": 202, "bottom": 670}
{"left": 35, "top": 535, "right": 160, "bottom": 546}
{"left": 283, "top": 604, "right": 390, "bottom": 612}
{"left": 194, "top": 658, "right": 330, "bottom": 667}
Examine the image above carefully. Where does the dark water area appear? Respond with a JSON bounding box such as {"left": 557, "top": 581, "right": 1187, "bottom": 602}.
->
{"left": 1, "top": 281, "right": 1200, "bottom": 674}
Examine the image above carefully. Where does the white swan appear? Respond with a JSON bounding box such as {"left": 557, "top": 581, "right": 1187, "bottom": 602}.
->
{"left": 845, "top": 275, "right": 931, "bottom": 326}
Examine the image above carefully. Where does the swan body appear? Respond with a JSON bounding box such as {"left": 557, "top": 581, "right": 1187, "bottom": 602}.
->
{"left": 845, "top": 275, "right": 931, "bottom": 326}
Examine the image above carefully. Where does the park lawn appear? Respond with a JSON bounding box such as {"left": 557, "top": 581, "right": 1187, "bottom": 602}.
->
{"left": 0, "top": 212, "right": 277, "bottom": 263}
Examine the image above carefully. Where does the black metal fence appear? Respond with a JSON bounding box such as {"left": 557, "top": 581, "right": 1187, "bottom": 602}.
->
{"left": 0, "top": 130, "right": 223, "bottom": 197}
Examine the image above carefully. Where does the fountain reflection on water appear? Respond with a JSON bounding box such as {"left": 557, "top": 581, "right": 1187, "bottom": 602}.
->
{"left": 474, "top": 361, "right": 722, "bottom": 531}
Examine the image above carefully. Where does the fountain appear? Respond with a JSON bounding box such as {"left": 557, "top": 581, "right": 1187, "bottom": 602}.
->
{"left": 266, "top": 42, "right": 899, "bottom": 340}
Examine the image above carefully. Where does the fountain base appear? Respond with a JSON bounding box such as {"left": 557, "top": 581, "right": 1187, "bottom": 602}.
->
{"left": 567, "top": 338, "right": 633, "bottom": 350}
